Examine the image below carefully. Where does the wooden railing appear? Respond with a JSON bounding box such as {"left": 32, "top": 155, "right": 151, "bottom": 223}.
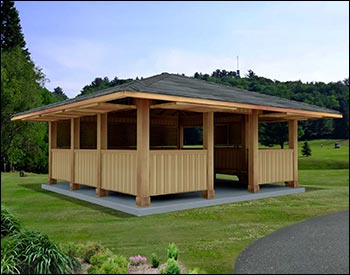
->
{"left": 51, "top": 149, "right": 208, "bottom": 196}
{"left": 101, "top": 150, "right": 137, "bottom": 195}
{"left": 150, "top": 150, "right": 207, "bottom": 196}
{"left": 257, "top": 149, "right": 294, "bottom": 184}
{"left": 74, "top": 150, "right": 98, "bottom": 187}
{"left": 52, "top": 149, "right": 71, "bottom": 182}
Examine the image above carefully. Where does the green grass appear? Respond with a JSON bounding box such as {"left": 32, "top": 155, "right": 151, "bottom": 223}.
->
{"left": 298, "top": 139, "right": 349, "bottom": 170}
{"left": 1, "top": 139, "right": 349, "bottom": 274}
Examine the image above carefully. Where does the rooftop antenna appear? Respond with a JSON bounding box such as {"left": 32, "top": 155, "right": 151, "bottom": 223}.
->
{"left": 236, "top": 56, "right": 240, "bottom": 77}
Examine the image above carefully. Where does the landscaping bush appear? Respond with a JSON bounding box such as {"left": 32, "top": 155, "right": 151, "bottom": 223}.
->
{"left": 151, "top": 252, "right": 160, "bottom": 268}
{"left": 88, "top": 255, "right": 128, "bottom": 274}
{"left": 76, "top": 241, "right": 104, "bottom": 263}
{"left": 60, "top": 242, "right": 80, "bottom": 259}
{"left": 167, "top": 242, "right": 178, "bottom": 260}
{"left": 1, "top": 207, "right": 21, "bottom": 237}
{"left": 2, "top": 230, "right": 77, "bottom": 274}
{"left": 1, "top": 253, "right": 20, "bottom": 274}
{"left": 88, "top": 249, "right": 114, "bottom": 273}
{"left": 160, "top": 258, "right": 181, "bottom": 274}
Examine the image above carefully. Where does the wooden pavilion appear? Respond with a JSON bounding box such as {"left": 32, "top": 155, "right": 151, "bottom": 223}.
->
{"left": 11, "top": 73, "right": 342, "bottom": 207}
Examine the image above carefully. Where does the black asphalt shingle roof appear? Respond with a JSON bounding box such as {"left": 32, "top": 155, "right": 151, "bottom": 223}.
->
{"left": 13, "top": 72, "right": 341, "bottom": 118}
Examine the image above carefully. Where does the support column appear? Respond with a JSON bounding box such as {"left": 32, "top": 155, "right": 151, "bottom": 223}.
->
{"left": 247, "top": 110, "right": 260, "bottom": 193}
{"left": 202, "top": 112, "right": 215, "bottom": 199}
{"left": 48, "top": 121, "right": 57, "bottom": 184}
{"left": 286, "top": 120, "right": 298, "bottom": 188}
{"left": 178, "top": 115, "right": 184, "bottom": 149}
{"left": 96, "top": 113, "right": 108, "bottom": 197}
{"left": 70, "top": 118, "right": 80, "bottom": 190}
{"left": 136, "top": 99, "right": 151, "bottom": 207}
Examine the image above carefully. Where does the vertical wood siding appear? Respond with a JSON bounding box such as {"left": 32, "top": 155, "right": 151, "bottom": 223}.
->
{"left": 74, "top": 150, "right": 98, "bottom": 187}
{"left": 214, "top": 148, "right": 246, "bottom": 171}
{"left": 52, "top": 149, "right": 71, "bottom": 181}
{"left": 101, "top": 150, "right": 137, "bottom": 195}
{"left": 149, "top": 150, "right": 207, "bottom": 196}
{"left": 258, "top": 149, "right": 294, "bottom": 184}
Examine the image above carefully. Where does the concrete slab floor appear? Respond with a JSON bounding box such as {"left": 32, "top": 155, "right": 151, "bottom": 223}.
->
{"left": 41, "top": 181, "right": 305, "bottom": 216}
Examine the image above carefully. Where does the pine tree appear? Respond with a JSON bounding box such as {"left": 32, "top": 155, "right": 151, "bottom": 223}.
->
{"left": 52, "top": 86, "right": 69, "bottom": 101}
{"left": 1, "top": 0, "right": 29, "bottom": 57}
{"left": 302, "top": 141, "right": 312, "bottom": 157}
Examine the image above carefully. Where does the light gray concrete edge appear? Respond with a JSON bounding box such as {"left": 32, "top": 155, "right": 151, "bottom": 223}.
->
{"left": 41, "top": 183, "right": 305, "bottom": 216}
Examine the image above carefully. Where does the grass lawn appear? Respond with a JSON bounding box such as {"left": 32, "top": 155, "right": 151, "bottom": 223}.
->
{"left": 1, "top": 139, "right": 349, "bottom": 274}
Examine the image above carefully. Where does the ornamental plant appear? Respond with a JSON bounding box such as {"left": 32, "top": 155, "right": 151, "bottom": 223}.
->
{"left": 151, "top": 253, "right": 160, "bottom": 268}
{"left": 1, "top": 206, "right": 21, "bottom": 237}
{"left": 167, "top": 242, "right": 178, "bottom": 260}
{"left": 160, "top": 258, "right": 181, "bottom": 274}
{"left": 129, "top": 255, "right": 147, "bottom": 266}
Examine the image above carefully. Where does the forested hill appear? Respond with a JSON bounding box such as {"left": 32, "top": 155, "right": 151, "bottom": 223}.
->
{"left": 78, "top": 70, "right": 349, "bottom": 141}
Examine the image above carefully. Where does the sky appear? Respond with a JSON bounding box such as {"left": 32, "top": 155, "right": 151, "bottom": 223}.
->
{"left": 15, "top": 1, "right": 349, "bottom": 98}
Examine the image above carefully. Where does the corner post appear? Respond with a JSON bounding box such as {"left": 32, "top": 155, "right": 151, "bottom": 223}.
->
{"left": 96, "top": 113, "right": 108, "bottom": 196}
{"left": 202, "top": 112, "right": 215, "bottom": 199}
{"left": 48, "top": 121, "right": 57, "bottom": 184}
{"left": 247, "top": 110, "right": 260, "bottom": 193}
{"left": 286, "top": 120, "right": 298, "bottom": 187}
{"left": 136, "top": 99, "right": 151, "bottom": 207}
{"left": 70, "top": 118, "right": 80, "bottom": 190}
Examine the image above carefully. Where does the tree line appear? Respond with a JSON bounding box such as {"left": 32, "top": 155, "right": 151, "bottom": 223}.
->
{"left": 1, "top": 0, "right": 348, "bottom": 173}
{"left": 194, "top": 69, "right": 349, "bottom": 147}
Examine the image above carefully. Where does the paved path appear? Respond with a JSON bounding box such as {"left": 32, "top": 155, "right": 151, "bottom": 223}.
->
{"left": 234, "top": 210, "right": 349, "bottom": 274}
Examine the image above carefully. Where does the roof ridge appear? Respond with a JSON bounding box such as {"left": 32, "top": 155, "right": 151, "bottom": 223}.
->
{"left": 136, "top": 72, "right": 171, "bottom": 87}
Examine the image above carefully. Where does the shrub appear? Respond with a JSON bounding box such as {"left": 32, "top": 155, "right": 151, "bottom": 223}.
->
{"left": 160, "top": 258, "right": 181, "bottom": 274}
{"left": 88, "top": 249, "right": 115, "bottom": 273}
{"left": 167, "top": 242, "right": 178, "bottom": 260}
{"left": 2, "top": 230, "right": 77, "bottom": 274}
{"left": 1, "top": 253, "right": 20, "bottom": 274}
{"left": 129, "top": 255, "right": 147, "bottom": 266}
{"left": 151, "top": 253, "right": 160, "bottom": 268}
{"left": 1, "top": 207, "right": 21, "bottom": 237}
{"left": 60, "top": 242, "right": 80, "bottom": 259}
{"left": 88, "top": 255, "right": 128, "bottom": 274}
{"left": 76, "top": 241, "right": 104, "bottom": 263}
{"left": 89, "top": 249, "right": 113, "bottom": 267}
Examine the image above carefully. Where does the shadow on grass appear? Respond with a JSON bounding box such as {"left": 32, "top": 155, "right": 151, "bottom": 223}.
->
{"left": 303, "top": 186, "right": 324, "bottom": 192}
{"left": 18, "top": 183, "right": 133, "bottom": 219}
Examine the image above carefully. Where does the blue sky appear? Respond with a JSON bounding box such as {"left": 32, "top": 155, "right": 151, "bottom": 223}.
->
{"left": 16, "top": 1, "right": 349, "bottom": 98}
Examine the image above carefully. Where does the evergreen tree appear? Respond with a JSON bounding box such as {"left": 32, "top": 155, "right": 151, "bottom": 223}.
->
{"left": 1, "top": 0, "right": 29, "bottom": 57}
{"left": 302, "top": 141, "right": 312, "bottom": 157}
{"left": 52, "top": 86, "right": 68, "bottom": 101}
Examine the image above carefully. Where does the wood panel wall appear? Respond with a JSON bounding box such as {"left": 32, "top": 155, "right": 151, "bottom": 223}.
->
{"left": 149, "top": 150, "right": 207, "bottom": 196}
{"left": 257, "top": 149, "right": 294, "bottom": 184}
{"left": 101, "top": 150, "right": 137, "bottom": 195}
{"left": 214, "top": 148, "right": 246, "bottom": 172}
{"left": 52, "top": 149, "right": 71, "bottom": 181}
{"left": 74, "top": 150, "right": 98, "bottom": 187}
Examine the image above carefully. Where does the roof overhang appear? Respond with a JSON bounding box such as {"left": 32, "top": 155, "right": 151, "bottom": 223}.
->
{"left": 11, "top": 90, "right": 343, "bottom": 122}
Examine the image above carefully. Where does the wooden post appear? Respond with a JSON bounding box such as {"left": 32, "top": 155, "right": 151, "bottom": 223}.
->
{"left": 202, "top": 112, "right": 215, "bottom": 199}
{"left": 70, "top": 118, "right": 80, "bottom": 190}
{"left": 286, "top": 120, "right": 298, "bottom": 188}
{"left": 48, "top": 121, "right": 57, "bottom": 184}
{"left": 247, "top": 110, "right": 260, "bottom": 193}
{"left": 136, "top": 99, "right": 151, "bottom": 207}
{"left": 96, "top": 113, "right": 108, "bottom": 197}
{"left": 178, "top": 115, "right": 184, "bottom": 149}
